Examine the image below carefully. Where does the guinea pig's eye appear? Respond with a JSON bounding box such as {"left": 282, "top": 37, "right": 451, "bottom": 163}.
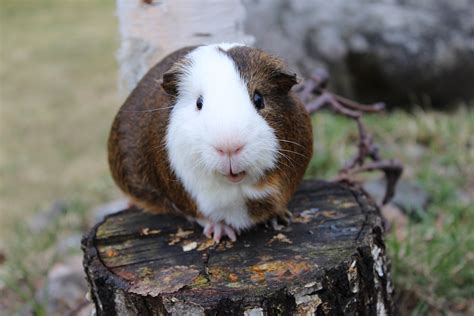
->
{"left": 196, "top": 95, "right": 203, "bottom": 110}
{"left": 253, "top": 91, "right": 264, "bottom": 110}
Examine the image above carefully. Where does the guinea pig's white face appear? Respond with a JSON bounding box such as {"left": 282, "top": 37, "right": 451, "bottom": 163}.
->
{"left": 165, "top": 45, "right": 279, "bottom": 187}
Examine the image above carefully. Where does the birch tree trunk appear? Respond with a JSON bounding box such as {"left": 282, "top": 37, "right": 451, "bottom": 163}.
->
{"left": 116, "top": 0, "right": 254, "bottom": 95}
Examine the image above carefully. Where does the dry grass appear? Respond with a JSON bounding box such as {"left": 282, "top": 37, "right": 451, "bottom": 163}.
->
{"left": 0, "top": 0, "right": 121, "bottom": 240}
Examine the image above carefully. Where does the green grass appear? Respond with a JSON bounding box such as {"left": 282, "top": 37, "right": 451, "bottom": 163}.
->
{"left": 1, "top": 1, "right": 473, "bottom": 315}
{"left": 0, "top": 199, "right": 89, "bottom": 315}
{"left": 306, "top": 110, "right": 474, "bottom": 315}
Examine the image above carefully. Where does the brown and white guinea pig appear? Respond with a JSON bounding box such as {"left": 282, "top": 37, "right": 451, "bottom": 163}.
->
{"left": 108, "top": 43, "right": 313, "bottom": 242}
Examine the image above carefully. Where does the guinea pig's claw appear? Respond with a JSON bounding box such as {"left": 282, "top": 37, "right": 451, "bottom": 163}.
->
{"left": 223, "top": 225, "right": 237, "bottom": 242}
{"left": 203, "top": 222, "right": 237, "bottom": 242}
{"left": 281, "top": 209, "right": 293, "bottom": 225}
{"left": 268, "top": 209, "right": 293, "bottom": 231}
{"left": 270, "top": 218, "right": 284, "bottom": 231}
{"left": 203, "top": 222, "right": 214, "bottom": 239}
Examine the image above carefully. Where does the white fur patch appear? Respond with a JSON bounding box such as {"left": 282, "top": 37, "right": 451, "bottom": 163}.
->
{"left": 165, "top": 43, "right": 279, "bottom": 230}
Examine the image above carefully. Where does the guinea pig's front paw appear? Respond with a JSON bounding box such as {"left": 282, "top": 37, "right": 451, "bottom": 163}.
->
{"left": 203, "top": 221, "right": 237, "bottom": 243}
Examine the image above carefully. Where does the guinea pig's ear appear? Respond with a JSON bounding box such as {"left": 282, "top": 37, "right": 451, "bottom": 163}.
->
{"left": 161, "top": 67, "right": 181, "bottom": 96}
{"left": 162, "top": 57, "right": 192, "bottom": 96}
{"left": 272, "top": 70, "right": 299, "bottom": 93}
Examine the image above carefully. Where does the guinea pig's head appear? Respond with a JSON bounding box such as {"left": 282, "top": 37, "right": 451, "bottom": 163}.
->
{"left": 164, "top": 44, "right": 298, "bottom": 186}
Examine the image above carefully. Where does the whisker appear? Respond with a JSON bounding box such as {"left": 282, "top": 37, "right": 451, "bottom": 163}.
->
{"left": 276, "top": 152, "right": 296, "bottom": 168}
{"left": 277, "top": 148, "right": 310, "bottom": 159}
{"left": 250, "top": 145, "right": 298, "bottom": 168}
{"left": 278, "top": 139, "right": 306, "bottom": 148}
{"left": 274, "top": 157, "right": 293, "bottom": 170}
{"left": 255, "top": 145, "right": 296, "bottom": 169}
{"left": 120, "top": 106, "right": 174, "bottom": 113}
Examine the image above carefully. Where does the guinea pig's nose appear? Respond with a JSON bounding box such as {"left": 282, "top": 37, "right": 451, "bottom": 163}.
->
{"left": 215, "top": 144, "right": 245, "bottom": 157}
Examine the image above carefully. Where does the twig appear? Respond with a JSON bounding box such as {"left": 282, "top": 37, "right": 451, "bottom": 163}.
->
{"left": 296, "top": 68, "right": 403, "bottom": 205}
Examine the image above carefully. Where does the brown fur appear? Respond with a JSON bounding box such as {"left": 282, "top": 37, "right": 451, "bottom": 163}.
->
{"left": 108, "top": 46, "right": 201, "bottom": 218}
{"left": 108, "top": 45, "right": 313, "bottom": 226}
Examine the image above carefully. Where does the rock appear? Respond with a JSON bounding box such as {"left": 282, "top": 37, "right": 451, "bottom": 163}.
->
{"left": 381, "top": 203, "right": 408, "bottom": 241}
{"left": 27, "top": 200, "right": 67, "bottom": 234}
{"left": 403, "top": 144, "right": 426, "bottom": 161}
{"left": 55, "top": 233, "right": 83, "bottom": 256}
{"left": 35, "top": 255, "right": 90, "bottom": 316}
{"left": 75, "top": 302, "right": 95, "bottom": 316}
{"left": 243, "top": 0, "right": 474, "bottom": 108}
{"left": 363, "top": 178, "right": 429, "bottom": 219}
{"left": 89, "top": 198, "right": 129, "bottom": 226}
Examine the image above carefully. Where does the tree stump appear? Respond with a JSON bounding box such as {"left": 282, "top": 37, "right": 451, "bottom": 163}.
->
{"left": 82, "top": 180, "right": 394, "bottom": 315}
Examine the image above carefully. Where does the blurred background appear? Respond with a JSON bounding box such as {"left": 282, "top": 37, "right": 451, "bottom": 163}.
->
{"left": 0, "top": 1, "right": 472, "bottom": 315}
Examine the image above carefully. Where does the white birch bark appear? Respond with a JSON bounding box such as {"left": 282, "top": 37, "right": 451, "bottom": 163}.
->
{"left": 116, "top": 0, "right": 254, "bottom": 95}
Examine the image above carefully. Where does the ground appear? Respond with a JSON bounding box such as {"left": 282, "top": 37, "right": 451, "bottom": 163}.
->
{"left": 0, "top": 1, "right": 473, "bottom": 315}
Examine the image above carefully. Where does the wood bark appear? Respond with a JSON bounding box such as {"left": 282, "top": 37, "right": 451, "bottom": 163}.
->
{"left": 82, "top": 180, "right": 394, "bottom": 315}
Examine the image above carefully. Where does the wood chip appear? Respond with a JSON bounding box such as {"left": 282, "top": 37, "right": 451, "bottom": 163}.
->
{"left": 293, "top": 214, "right": 311, "bottom": 223}
{"left": 268, "top": 233, "right": 293, "bottom": 244}
{"left": 168, "top": 237, "right": 180, "bottom": 246}
{"left": 168, "top": 228, "right": 195, "bottom": 245}
{"left": 228, "top": 273, "right": 239, "bottom": 282}
{"left": 140, "top": 227, "right": 161, "bottom": 236}
{"left": 105, "top": 248, "right": 118, "bottom": 257}
{"left": 174, "top": 228, "right": 194, "bottom": 238}
{"left": 197, "top": 238, "right": 217, "bottom": 251}
{"left": 320, "top": 210, "right": 340, "bottom": 218}
{"left": 182, "top": 241, "right": 197, "bottom": 252}
{"left": 293, "top": 207, "right": 320, "bottom": 223}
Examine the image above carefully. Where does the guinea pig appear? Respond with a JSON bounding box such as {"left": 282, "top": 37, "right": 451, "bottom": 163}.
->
{"left": 108, "top": 43, "right": 313, "bottom": 242}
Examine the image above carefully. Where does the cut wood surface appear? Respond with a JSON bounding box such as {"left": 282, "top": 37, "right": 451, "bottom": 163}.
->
{"left": 82, "top": 180, "right": 394, "bottom": 315}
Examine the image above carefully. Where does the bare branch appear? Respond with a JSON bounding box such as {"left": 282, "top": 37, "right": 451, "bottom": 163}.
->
{"left": 297, "top": 68, "right": 404, "bottom": 205}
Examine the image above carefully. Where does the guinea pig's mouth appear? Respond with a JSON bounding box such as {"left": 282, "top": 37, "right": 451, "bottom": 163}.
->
{"left": 226, "top": 170, "right": 246, "bottom": 183}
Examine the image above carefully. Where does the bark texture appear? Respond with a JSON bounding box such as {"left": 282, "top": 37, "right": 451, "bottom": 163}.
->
{"left": 82, "top": 180, "right": 394, "bottom": 315}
